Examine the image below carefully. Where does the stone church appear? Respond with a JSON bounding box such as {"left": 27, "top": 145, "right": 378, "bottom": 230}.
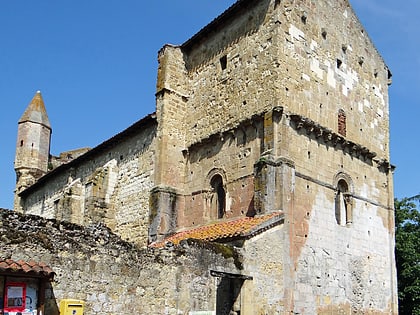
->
{"left": 9, "top": 0, "right": 397, "bottom": 314}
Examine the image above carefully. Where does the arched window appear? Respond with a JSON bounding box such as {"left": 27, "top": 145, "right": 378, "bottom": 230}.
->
{"left": 335, "top": 179, "right": 352, "bottom": 226}
{"left": 211, "top": 174, "right": 226, "bottom": 219}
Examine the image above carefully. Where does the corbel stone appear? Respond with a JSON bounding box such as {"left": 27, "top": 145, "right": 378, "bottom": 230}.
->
{"left": 288, "top": 112, "right": 379, "bottom": 164}
{"left": 374, "top": 158, "right": 392, "bottom": 173}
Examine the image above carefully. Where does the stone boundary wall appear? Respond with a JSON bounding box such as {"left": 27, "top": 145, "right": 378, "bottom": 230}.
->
{"left": 0, "top": 209, "right": 237, "bottom": 314}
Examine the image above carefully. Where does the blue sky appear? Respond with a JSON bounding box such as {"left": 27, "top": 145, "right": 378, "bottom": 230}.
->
{"left": 0, "top": 1, "right": 418, "bottom": 209}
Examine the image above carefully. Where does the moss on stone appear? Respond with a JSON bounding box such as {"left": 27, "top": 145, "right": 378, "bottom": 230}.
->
{"left": 185, "top": 239, "right": 243, "bottom": 270}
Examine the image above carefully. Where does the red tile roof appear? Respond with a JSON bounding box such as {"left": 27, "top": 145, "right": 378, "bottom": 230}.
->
{"left": 0, "top": 259, "right": 55, "bottom": 279}
{"left": 150, "top": 211, "right": 283, "bottom": 248}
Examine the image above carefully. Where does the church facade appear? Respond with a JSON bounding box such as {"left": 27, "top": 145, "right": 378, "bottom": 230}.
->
{"left": 13, "top": 0, "right": 397, "bottom": 313}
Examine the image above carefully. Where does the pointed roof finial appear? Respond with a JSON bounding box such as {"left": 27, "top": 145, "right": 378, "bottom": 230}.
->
{"left": 18, "top": 91, "right": 51, "bottom": 128}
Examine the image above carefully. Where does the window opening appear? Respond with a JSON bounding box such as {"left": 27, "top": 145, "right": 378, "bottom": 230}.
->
{"left": 211, "top": 174, "right": 226, "bottom": 219}
{"left": 301, "top": 12, "right": 307, "bottom": 24}
{"left": 211, "top": 271, "right": 251, "bottom": 315}
{"left": 335, "top": 179, "right": 352, "bottom": 226}
{"left": 220, "top": 55, "right": 227, "bottom": 70}
{"left": 216, "top": 277, "right": 243, "bottom": 315}
{"left": 338, "top": 109, "right": 346, "bottom": 137}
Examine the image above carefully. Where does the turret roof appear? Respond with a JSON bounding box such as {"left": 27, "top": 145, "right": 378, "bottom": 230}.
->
{"left": 19, "top": 90, "right": 51, "bottom": 128}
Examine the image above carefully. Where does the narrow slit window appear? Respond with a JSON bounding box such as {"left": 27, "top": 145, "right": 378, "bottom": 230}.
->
{"left": 220, "top": 55, "right": 227, "bottom": 70}
{"left": 211, "top": 174, "right": 226, "bottom": 219}
{"left": 338, "top": 109, "right": 346, "bottom": 137}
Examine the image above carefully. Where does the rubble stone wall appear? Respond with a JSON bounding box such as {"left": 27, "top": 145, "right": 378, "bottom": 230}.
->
{"left": 0, "top": 209, "right": 239, "bottom": 315}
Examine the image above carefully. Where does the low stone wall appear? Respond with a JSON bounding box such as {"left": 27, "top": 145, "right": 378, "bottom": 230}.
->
{"left": 0, "top": 209, "right": 238, "bottom": 314}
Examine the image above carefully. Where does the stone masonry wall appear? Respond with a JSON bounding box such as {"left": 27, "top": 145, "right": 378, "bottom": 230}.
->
{"left": 241, "top": 225, "right": 285, "bottom": 315}
{"left": 178, "top": 0, "right": 390, "bottom": 161}
{"left": 0, "top": 209, "right": 239, "bottom": 315}
{"left": 183, "top": 0, "right": 276, "bottom": 147}
{"left": 14, "top": 122, "right": 51, "bottom": 176}
{"left": 277, "top": 115, "right": 397, "bottom": 313}
{"left": 21, "top": 120, "right": 157, "bottom": 247}
{"left": 289, "top": 174, "right": 396, "bottom": 314}
{"left": 157, "top": 0, "right": 396, "bottom": 312}
{"left": 179, "top": 119, "right": 264, "bottom": 228}
{"left": 14, "top": 120, "right": 52, "bottom": 211}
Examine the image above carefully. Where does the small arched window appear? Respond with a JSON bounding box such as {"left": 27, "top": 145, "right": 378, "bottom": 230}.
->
{"left": 211, "top": 174, "right": 226, "bottom": 219}
{"left": 335, "top": 179, "right": 352, "bottom": 226}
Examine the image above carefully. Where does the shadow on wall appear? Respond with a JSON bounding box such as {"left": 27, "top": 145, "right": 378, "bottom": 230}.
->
{"left": 246, "top": 196, "right": 255, "bottom": 217}
{"left": 188, "top": 120, "right": 263, "bottom": 165}
{"left": 216, "top": 277, "right": 244, "bottom": 315}
{"left": 182, "top": 0, "right": 272, "bottom": 70}
{"left": 45, "top": 282, "right": 59, "bottom": 315}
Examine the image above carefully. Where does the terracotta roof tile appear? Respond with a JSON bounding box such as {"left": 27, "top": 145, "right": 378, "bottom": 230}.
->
{"left": 0, "top": 259, "right": 55, "bottom": 279}
{"left": 150, "top": 211, "right": 283, "bottom": 248}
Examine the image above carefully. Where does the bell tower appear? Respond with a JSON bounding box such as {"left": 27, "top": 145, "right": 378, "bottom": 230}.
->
{"left": 14, "top": 91, "right": 52, "bottom": 211}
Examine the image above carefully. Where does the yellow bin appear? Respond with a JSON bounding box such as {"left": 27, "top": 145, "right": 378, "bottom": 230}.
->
{"left": 59, "top": 299, "right": 84, "bottom": 315}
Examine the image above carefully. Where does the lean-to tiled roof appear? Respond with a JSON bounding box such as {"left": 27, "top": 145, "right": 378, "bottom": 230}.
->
{"left": 150, "top": 211, "right": 283, "bottom": 248}
{"left": 0, "top": 259, "right": 55, "bottom": 279}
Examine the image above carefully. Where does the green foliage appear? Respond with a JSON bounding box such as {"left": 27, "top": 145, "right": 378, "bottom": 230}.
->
{"left": 395, "top": 198, "right": 420, "bottom": 315}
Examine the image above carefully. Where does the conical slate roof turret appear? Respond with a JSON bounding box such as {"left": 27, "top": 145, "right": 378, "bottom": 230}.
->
{"left": 19, "top": 90, "right": 51, "bottom": 128}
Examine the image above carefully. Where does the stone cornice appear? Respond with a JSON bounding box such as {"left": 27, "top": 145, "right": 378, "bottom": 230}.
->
{"left": 288, "top": 114, "right": 390, "bottom": 168}
{"left": 255, "top": 154, "right": 295, "bottom": 169}
{"left": 184, "top": 109, "right": 392, "bottom": 173}
{"left": 186, "top": 113, "right": 264, "bottom": 151}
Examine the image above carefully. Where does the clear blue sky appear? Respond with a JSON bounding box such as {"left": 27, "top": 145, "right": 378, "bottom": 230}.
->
{"left": 0, "top": 1, "right": 418, "bottom": 209}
